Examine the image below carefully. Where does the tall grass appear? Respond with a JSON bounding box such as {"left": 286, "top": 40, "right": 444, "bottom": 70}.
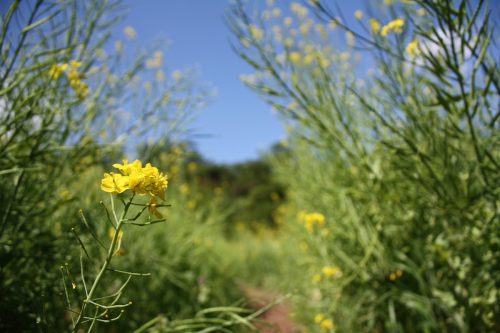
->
{"left": 228, "top": 0, "right": 499, "bottom": 331}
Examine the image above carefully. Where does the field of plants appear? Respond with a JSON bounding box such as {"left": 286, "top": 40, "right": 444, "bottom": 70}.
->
{"left": 0, "top": 0, "right": 499, "bottom": 332}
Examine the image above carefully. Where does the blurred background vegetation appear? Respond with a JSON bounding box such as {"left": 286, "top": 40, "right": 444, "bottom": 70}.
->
{"left": 0, "top": 0, "right": 498, "bottom": 332}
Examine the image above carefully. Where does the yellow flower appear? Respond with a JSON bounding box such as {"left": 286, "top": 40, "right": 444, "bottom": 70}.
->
{"left": 101, "top": 159, "right": 168, "bottom": 200}
{"left": 291, "top": 3, "right": 308, "bottom": 19}
{"left": 417, "top": 8, "right": 426, "bottom": 16}
{"left": 312, "top": 274, "right": 322, "bottom": 284}
{"left": 249, "top": 25, "right": 264, "bottom": 41}
{"left": 389, "top": 269, "right": 403, "bottom": 281}
{"left": 289, "top": 52, "right": 302, "bottom": 64}
{"left": 101, "top": 173, "right": 129, "bottom": 193}
{"left": 69, "top": 60, "right": 82, "bottom": 69}
{"left": 112, "top": 159, "right": 142, "bottom": 176}
{"left": 48, "top": 63, "right": 67, "bottom": 80}
{"left": 381, "top": 18, "right": 405, "bottom": 36}
{"left": 314, "top": 313, "right": 325, "bottom": 324}
{"left": 322, "top": 266, "right": 341, "bottom": 278}
{"left": 369, "top": 18, "right": 381, "bottom": 34}
{"left": 406, "top": 38, "right": 419, "bottom": 57}
{"left": 320, "top": 319, "right": 334, "bottom": 331}
{"left": 354, "top": 10, "right": 364, "bottom": 20}
{"left": 123, "top": 26, "right": 137, "bottom": 40}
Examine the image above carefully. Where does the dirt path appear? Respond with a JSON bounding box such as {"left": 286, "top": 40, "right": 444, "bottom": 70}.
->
{"left": 241, "top": 285, "right": 300, "bottom": 333}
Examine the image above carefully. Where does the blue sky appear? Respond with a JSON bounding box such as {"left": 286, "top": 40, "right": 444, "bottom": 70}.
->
{"left": 119, "top": 0, "right": 286, "bottom": 164}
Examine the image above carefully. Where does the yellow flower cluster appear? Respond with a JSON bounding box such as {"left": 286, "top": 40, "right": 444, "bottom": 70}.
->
{"left": 299, "top": 211, "right": 325, "bottom": 233}
{"left": 381, "top": 18, "right": 405, "bottom": 36}
{"left": 314, "top": 314, "right": 334, "bottom": 332}
{"left": 249, "top": 25, "right": 264, "bottom": 41}
{"left": 101, "top": 159, "right": 168, "bottom": 199}
{"left": 290, "top": 2, "right": 308, "bottom": 19}
{"left": 48, "top": 60, "right": 89, "bottom": 99}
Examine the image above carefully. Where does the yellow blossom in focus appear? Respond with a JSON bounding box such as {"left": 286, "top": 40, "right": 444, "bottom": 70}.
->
{"left": 101, "top": 173, "right": 129, "bottom": 194}
{"left": 369, "top": 18, "right": 381, "bottom": 34}
{"left": 354, "top": 10, "right": 364, "bottom": 20}
{"left": 102, "top": 159, "right": 168, "bottom": 200}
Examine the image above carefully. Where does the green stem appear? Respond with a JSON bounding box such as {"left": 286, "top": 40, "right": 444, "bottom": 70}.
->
{"left": 72, "top": 194, "right": 134, "bottom": 332}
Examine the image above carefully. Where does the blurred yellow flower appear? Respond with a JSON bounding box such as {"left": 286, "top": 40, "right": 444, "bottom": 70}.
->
{"left": 354, "top": 10, "right": 364, "bottom": 20}
{"left": 314, "top": 313, "right": 325, "bottom": 324}
{"left": 417, "top": 8, "right": 426, "bottom": 16}
{"left": 48, "top": 63, "right": 66, "bottom": 80}
{"left": 291, "top": 3, "right": 308, "bottom": 19}
{"left": 369, "top": 18, "right": 381, "bottom": 34}
{"left": 283, "top": 17, "right": 293, "bottom": 27}
{"left": 249, "top": 25, "right": 264, "bottom": 41}
{"left": 322, "top": 266, "right": 341, "bottom": 278}
{"left": 289, "top": 52, "right": 302, "bottom": 64}
{"left": 123, "top": 26, "right": 137, "bottom": 40}
{"left": 389, "top": 269, "right": 403, "bottom": 281}
{"left": 406, "top": 38, "right": 419, "bottom": 57}
{"left": 320, "top": 319, "right": 333, "bottom": 331}
{"left": 312, "top": 274, "right": 322, "bottom": 284}
{"left": 381, "top": 18, "right": 405, "bottom": 36}
{"left": 108, "top": 227, "right": 123, "bottom": 242}
{"left": 155, "top": 69, "right": 165, "bottom": 82}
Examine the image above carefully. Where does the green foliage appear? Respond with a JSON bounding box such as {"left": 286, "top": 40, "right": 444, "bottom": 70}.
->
{"left": 229, "top": 0, "right": 499, "bottom": 332}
